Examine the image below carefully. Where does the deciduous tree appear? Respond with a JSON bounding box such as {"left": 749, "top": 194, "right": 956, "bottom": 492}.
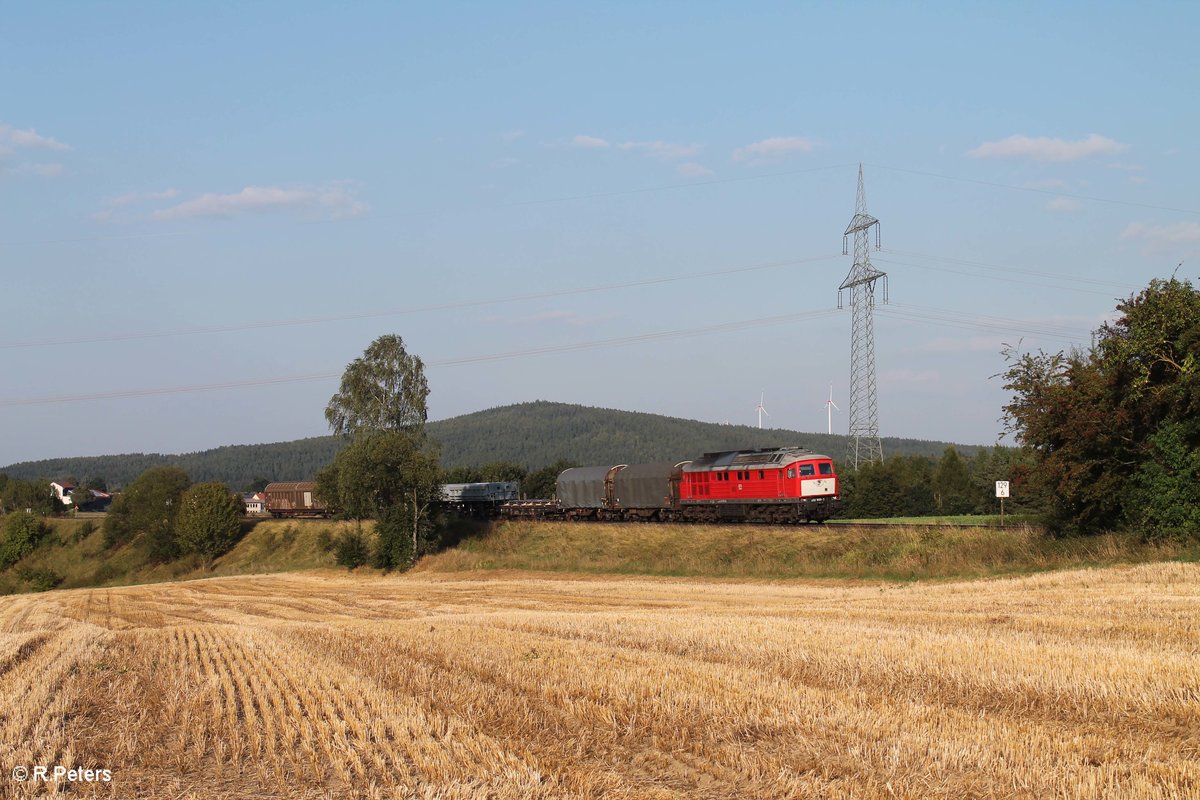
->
{"left": 320, "top": 335, "right": 442, "bottom": 569}
{"left": 103, "top": 466, "right": 191, "bottom": 558}
{"left": 1001, "top": 277, "right": 1200, "bottom": 537}
{"left": 323, "top": 431, "right": 442, "bottom": 568}
{"left": 176, "top": 481, "right": 244, "bottom": 560}
{"left": 325, "top": 334, "right": 429, "bottom": 437}
{"left": 0, "top": 512, "right": 48, "bottom": 569}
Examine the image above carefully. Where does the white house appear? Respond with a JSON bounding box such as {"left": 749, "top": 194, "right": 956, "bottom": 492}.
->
{"left": 50, "top": 481, "right": 77, "bottom": 505}
{"left": 243, "top": 492, "right": 268, "bottom": 515}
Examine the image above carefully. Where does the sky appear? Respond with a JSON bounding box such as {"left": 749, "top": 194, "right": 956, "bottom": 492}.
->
{"left": 2, "top": 1, "right": 1198, "bottom": 466}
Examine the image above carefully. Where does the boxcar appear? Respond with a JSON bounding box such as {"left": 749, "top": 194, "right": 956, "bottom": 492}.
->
{"left": 263, "top": 481, "right": 330, "bottom": 518}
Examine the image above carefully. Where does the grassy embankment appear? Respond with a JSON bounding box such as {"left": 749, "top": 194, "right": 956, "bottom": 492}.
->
{"left": 0, "top": 517, "right": 364, "bottom": 595}
{"left": 2, "top": 514, "right": 1197, "bottom": 594}
{"left": 418, "top": 519, "right": 1200, "bottom": 581}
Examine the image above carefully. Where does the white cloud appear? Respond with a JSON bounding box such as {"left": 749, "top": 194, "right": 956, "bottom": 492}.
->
{"left": 1121, "top": 221, "right": 1200, "bottom": 245}
{"left": 617, "top": 140, "right": 703, "bottom": 160}
{"left": 733, "top": 136, "right": 815, "bottom": 163}
{"left": 677, "top": 162, "right": 714, "bottom": 177}
{"left": 0, "top": 123, "right": 70, "bottom": 151}
{"left": 492, "top": 157, "right": 519, "bottom": 169}
{"left": 967, "top": 133, "right": 1127, "bottom": 162}
{"left": 151, "top": 184, "right": 367, "bottom": 221}
{"left": 571, "top": 135, "right": 610, "bottom": 148}
{"left": 1047, "top": 197, "right": 1082, "bottom": 212}
{"left": 1129, "top": 176, "right": 1150, "bottom": 184}
{"left": 501, "top": 129, "right": 524, "bottom": 141}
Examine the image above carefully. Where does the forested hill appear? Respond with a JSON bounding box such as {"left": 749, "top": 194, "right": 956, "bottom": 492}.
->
{"left": 430, "top": 401, "right": 973, "bottom": 468}
{"left": 2, "top": 400, "right": 977, "bottom": 488}
{"left": 1, "top": 438, "right": 344, "bottom": 492}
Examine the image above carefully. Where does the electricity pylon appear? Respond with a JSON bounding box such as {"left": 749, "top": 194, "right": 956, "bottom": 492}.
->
{"left": 838, "top": 164, "right": 887, "bottom": 469}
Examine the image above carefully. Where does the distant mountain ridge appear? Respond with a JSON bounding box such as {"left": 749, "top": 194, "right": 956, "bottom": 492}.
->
{"left": 2, "top": 401, "right": 977, "bottom": 488}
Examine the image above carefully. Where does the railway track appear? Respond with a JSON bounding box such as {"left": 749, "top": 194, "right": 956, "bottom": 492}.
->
{"left": 828, "top": 520, "right": 1037, "bottom": 530}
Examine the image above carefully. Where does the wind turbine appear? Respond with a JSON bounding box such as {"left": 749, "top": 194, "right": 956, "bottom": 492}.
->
{"left": 755, "top": 392, "right": 770, "bottom": 429}
{"left": 825, "top": 383, "right": 840, "bottom": 435}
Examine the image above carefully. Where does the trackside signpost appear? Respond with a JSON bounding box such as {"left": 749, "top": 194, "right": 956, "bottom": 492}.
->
{"left": 995, "top": 481, "right": 1010, "bottom": 526}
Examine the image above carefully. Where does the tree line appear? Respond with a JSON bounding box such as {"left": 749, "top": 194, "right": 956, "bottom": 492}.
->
{"left": 2, "top": 404, "right": 978, "bottom": 490}
{"left": 999, "top": 277, "right": 1199, "bottom": 539}
{"left": 102, "top": 468, "right": 245, "bottom": 561}
{"left": 837, "top": 445, "right": 1039, "bottom": 519}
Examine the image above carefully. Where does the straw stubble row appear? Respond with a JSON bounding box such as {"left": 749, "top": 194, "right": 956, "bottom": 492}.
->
{"left": 0, "top": 562, "right": 1195, "bottom": 798}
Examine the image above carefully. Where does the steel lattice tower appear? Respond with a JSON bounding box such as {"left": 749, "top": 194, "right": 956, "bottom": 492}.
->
{"left": 838, "top": 164, "right": 887, "bottom": 469}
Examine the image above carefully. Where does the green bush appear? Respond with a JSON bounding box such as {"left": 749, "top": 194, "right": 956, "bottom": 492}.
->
{"left": 15, "top": 567, "right": 64, "bottom": 593}
{"left": 176, "top": 481, "right": 243, "bottom": 560}
{"left": 103, "top": 466, "right": 191, "bottom": 556}
{"left": 334, "top": 530, "right": 371, "bottom": 569}
{"left": 316, "top": 528, "right": 335, "bottom": 552}
{"left": 1, "top": 513, "right": 48, "bottom": 569}
{"left": 90, "top": 562, "right": 120, "bottom": 585}
{"left": 1130, "top": 423, "right": 1200, "bottom": 542}
{"left": 74, "top": 520, "right": 97, "bottom": 543}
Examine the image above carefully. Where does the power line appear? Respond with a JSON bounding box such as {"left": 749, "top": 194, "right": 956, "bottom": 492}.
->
{"left": 4, "top": 243, "right": 1134, "bottom": 351}
{"left": 0, "top": 308, "right": 843, "bottom": 408}
{"left": 0, "top": 253, "right": 844, "bottom": 349}
{"left": 881, "top": 248, "right": 1136, "bottom": 291}
{"left": 877, "top": 302, "right": 1093, "bottom": 343}
{"left": 0, "top": 295, "right": 1101, "bottom": 409}
{"left": 873, "top": 254, "right": 1130, "bottom": 298}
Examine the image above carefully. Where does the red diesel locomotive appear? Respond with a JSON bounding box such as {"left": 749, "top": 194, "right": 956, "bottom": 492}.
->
{"left": 502, "top": 446, "right": 840, "bottom": 524}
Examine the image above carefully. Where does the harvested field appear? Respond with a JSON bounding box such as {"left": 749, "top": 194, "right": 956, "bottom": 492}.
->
{"left": 0, "top": 564, "right": 1197, "bottom": 798}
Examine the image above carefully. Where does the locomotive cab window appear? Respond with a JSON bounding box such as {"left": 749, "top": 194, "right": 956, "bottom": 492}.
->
{"left": 819, "top": 463, "right": 832, "bottom": 476}
{"left": 787, "top": 468, "right": 796, "bottom": 479}
{"left": 799, "top": 464, "right": 815, "bottom": 476}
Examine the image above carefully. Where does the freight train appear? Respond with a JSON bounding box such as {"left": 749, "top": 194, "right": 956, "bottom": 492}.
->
{"left": 262, "top": 480, "right": 521, "bottom": 518}
{"left": 502, "top": 447, "right": 840, "bottom": 524}
{"left": 264, "top": 446, "right": 841, "bottom": 524}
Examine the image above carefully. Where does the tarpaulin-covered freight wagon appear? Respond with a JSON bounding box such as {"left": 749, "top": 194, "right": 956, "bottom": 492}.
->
{"left": 611, "top": 462, "right": 690, "bottom": 509}
{"left": 556, "top": 466, "right": 620, "bottom": 508}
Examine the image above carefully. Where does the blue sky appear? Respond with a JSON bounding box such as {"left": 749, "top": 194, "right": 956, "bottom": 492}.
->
{"left": 2, "top": 2, "right": 1198, "bottom": 466}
